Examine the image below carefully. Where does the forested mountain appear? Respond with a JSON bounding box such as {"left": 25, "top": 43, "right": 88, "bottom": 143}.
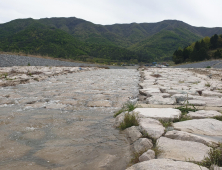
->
{"left": 1, "top": 17, "right": 222, "bottom": 63}
{"left": 173, "top": 34, "right": 222, "bottom": 64}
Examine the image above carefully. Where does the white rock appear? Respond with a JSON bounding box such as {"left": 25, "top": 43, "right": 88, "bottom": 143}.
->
{"left": 202, "top": 91, "right": 222, "bottom": 97}
{"left": 171, "top": 94, "right": 194, "bottom": 103}
{"left": 139, "top": 149, "right": 155, "bottom": 162}
{"left": 157, "top": 137, "right": 211, "bottom": 162}
{"left": 135, "top": 108, "right": 181, "bottom": 121}
{"left": 114, "top": 112, "right": 126, "bottom": 127}
{"left": 126, "top": 159, "right": 209, "bottom": 170}
{"left": 139, "top": 88, "right": 161, "bottom": 96}
{"left": 124, "top": 126, "right": 142, "bottom": 143}
{"left": 173, "top": 119, "right": 222, "bottom": 136}
{"left": 165, "top": 130, "right": 218, "bottom": 147}
{"left": 133, "top": 138, "right": 153, "bottom": 153}
{"left": 146, "top": 95, "right": 175, "bottom": 105}
{"left": 184, "top": 100, "right": 206, "bottom": 106}
{"left": 139, "top": 118, "right": 165, "bottom": 139}
{"left": 188, "top": 110, "right": 222, "bottom": 119}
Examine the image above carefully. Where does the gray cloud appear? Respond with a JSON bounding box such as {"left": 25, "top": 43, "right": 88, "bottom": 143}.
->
{"left": 0, "top": 0, "right": 222, "bottom": 27}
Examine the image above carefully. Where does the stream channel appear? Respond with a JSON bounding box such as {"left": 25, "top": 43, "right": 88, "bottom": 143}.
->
{"left": 0, "top": 69, "right": 139, "bottom": 170}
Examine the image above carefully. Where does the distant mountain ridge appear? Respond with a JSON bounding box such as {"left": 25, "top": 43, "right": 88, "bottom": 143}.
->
{"left": 1, "top": 17, "right": 222, "bottom": 62}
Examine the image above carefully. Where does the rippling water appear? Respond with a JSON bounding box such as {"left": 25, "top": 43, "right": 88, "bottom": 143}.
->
{"left": 0, "top": 69, "right": 139, "bottom": 170}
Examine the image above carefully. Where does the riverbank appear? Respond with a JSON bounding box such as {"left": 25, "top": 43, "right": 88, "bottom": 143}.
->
{"left": 116, "top": 67, "right": 222, "bottom": 170}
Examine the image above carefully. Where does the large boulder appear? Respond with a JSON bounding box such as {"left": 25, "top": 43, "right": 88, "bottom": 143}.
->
{"left": 173, "top": 119, "right": 222, "bottom": 136}
{"left": 126, "top": 159, "right": 209, "bottom": 170}
{"left": 165, "top": 130, "right": 218, "bottom": 147}
{"left": 157, "top": 137, "right": 211, "bottom": 162}
{"left": 139, "top": 118, "right": 165, "bottom": 139}
{"left": 135, "top": 108, "right": 181, "bottom": 121}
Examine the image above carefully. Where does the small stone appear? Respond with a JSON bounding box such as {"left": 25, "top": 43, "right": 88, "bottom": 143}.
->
{"left": 139, "top": 118, "right": 165, "bottom": 139}
{"left": 124, "top": 126, "right": 142, "bottom": 143}
{"left": 133, "top": 138, "right": 153, "bottom": 153}
{"left": 139, "top": 149, "right": 155, "bottom": 162}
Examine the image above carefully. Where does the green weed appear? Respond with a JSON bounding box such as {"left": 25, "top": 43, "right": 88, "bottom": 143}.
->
{"left": 119, "top": 112, "right": 139, "bottom": 130}
{"left": 198, "top": 143, "right": 222, "bottom": 168}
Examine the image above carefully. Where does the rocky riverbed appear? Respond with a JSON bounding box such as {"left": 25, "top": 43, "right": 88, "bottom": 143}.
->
{"left": 1, "top": 65, "right": 222, "bottom": 170}
{"left": 115, "top": 67, "right": 222, "bottom": 170}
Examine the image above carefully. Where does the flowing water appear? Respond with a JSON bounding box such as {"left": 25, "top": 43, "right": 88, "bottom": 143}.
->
{"left": 0, "top": 69, "right": 139, "bottom": 170}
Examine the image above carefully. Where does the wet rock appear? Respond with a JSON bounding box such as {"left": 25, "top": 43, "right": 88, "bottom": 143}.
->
{"left": 133, "top": 138, "right": 153, "bottom": 153}
{"left": 87, "top": 100, "right": 112, "bottom": 107}
{"left": 187, "top": 110, "right": 222, "bottom": 119}
{"left": 0, "top": 98, "right": 16, "bottom": 105}
{"left": 157, "top": 137, "right": 210, "bottom": 162}
{"left": 139, "top": 118, "right": 165, "bottom": 139}
{"left": 173, "top": 119, "right": 222, "bottom": 136}
{"left": 165, "top": 130, "right": 218, "bottom": 147}
{"left": 126, "top": 159, "right": 209, "bottom": 170}
{"left": 135, "top": 108, "right": 181, "bottom": 121}
{"left": 124, "top": 126, "right": 142, "bottom": 143}
{"left": 139, "top": 149, "right": 155, "bottom": 162}
{"left": 114, "top": 112, "right": 126, "bottom": 128}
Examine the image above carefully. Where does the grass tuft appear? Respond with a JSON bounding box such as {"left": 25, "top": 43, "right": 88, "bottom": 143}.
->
{"left": 198, "top": 143, "right": 222, "bottom": 168}
{"left": 119, "top": 112, "right": 139, "bottom": 130}
{"left": 213, "top": 115, "right": 222, "bottom": 121}
{"left": 114, "top": 101, "right": 137, "bottom": 117}
{"left": 159, "top": 119, "right": 173, "bottom": 128}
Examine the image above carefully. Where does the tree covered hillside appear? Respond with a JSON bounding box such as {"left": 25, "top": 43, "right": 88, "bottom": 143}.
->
{"left": 173, "top": 34, "right": 222, "bottom": 64}
{"left": 1, "top": 17, "right": 222, "bottom": 63}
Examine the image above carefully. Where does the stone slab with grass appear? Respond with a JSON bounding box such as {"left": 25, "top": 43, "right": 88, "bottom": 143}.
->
{"left": 173, "top": 119, "right": 222, "bottom": 136}
{"left": 165, "top": 130, "right": 218, "bottom": 147}
{"left": 126, "top": 159, "right": 209, "bottom": 170}
{"left": 157, "top": 137, "right": 211, "bottom": 162}
{"left": 135, "top": 108, "right": 181, "bottom": 121}
{"left": 139, "top": 118, "right": 165, "bottom": 139}
{"left": 187, "top": 110, "right": 222, "bottom": 119}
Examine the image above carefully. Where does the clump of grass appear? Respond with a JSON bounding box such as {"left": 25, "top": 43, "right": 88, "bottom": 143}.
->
{"left": 213, "top": 115, "right": 222, "bottom": 121}
{"left": 159, "top": 119, "right": 173, "bottom": 128}
{"left": 205, "top": 82, "right": 211, "bottom": 87}
{"left": 113, "top": 101, "right": 137, "bottom": 118}
{"left": 152, "top": 143, "right": 163, "bottom": 158}
{"left": 130, "top": 149, "right": 147, "bottom": 164}
{"left": 151, "top": 74, "right": 161, "bottom": 78}
{"left": 119, "top": 112, "right": 139, "bottom": 130}
{"left": 206, "top": 66, "right": 211, "bottom": 68}
{"left": 198, "top": 143, "right": 222, "bottom": 168}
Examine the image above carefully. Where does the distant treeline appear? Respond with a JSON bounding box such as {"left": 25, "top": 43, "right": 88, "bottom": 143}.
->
{"left": 173, "top": 34, "right": 222, "bottom": 64}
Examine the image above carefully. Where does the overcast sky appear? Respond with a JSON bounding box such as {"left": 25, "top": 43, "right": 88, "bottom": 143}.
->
{"left": 0, "top": 0, "right": 221, "bottom": 27}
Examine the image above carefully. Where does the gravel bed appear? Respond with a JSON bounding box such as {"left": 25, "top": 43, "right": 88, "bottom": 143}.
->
{"left": 0, "top": 54, "right": 125, "bottom": 69}
{"left": 174, "top": 60, "right": 222, "bottom": 68}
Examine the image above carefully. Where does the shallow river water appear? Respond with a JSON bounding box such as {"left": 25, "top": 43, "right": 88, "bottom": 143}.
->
{"left": 0, "top": 69, "right": 139, "bottom": 170}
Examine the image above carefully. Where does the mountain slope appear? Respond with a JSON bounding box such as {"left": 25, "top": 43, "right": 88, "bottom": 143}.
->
{"left": 1, "top": 17, "right": 222, "bottom": 62}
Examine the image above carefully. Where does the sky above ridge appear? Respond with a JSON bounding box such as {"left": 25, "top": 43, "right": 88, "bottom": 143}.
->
{"left": 0, "top": 0, "right": 221, "bottom": 27}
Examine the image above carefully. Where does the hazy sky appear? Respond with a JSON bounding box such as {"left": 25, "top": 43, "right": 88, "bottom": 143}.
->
{"left": 0, "top": 0, "right": 221, "bottom": 27}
